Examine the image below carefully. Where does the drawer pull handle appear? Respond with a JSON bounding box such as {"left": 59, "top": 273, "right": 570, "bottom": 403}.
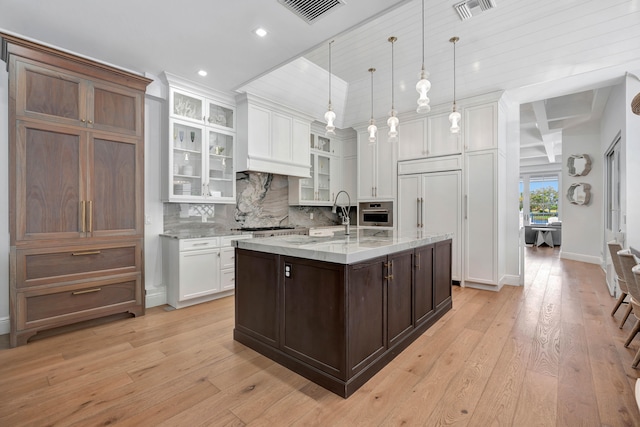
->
{"left": 71, "top": 250, "right": 101, "bottom": 256}
{"left": 385, "top": 275, "right": 394, "bottom": 280}
{"left": 72, "top": 288, "right": 101, "bottom": 295}
{"left": 192, "top": 243, "right": 210, "bottom": 246}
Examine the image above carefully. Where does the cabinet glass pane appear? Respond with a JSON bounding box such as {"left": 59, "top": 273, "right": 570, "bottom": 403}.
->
{"left": 173, "top": 91, "right": 203, "bottom": 121}
{"left": 172, "top": 122, "right": 203, "bottom": 196}
{"left": 317, "top": 135, "right": 331, "bottom": 153}
{"left": 300, "top": 154, "right": 315, "bottom": 201}
{"left": 208, "top": 130, "right": 234, "bottom": 198}
{"left": 207, "top": 101, "right": 233, "bottom": 130}
{"left": 317, "top": 155, "right": 331, "bottom": 202}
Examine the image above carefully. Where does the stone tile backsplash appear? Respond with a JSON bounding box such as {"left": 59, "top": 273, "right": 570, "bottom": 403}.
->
{"left": 163, "top": 172, "right": 351, "bottom": 233}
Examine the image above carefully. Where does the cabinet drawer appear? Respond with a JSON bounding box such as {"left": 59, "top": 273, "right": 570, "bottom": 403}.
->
{"left": 17, "top": 243, "right": 140, "bottom": 287}
{"left": 220, "top": 235, "right": 252, "bottom": 247}
{"left": 180, "top": 237, "right": 220, "bottom": 251}
{"left": 221, "top": 268, "right": 235, "bottom": 291}
{"left": 221, "top": 247, "right": 235, "bottom": 269}
{"left": 18, "top": 274, "right": 141, "bottom": 329}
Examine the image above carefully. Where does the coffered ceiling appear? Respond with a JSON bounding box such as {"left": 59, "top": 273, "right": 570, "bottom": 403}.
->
{"left": 1, "top": 0, "right": 639, "bottom": 170}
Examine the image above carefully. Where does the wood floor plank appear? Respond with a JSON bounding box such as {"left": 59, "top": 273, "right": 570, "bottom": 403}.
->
{"left": 0, "top": 247, "right": 639, "bottom": 426}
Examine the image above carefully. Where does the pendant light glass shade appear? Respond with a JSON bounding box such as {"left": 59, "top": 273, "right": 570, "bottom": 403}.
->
{"left": 325, "top": 40, "right": 336, "bottom": 136}
{"left": 367, "top": 68, "right": 377, "bottom": 144}
{"left": 388, "top": 36, "right": 399, "bottom": 143}
{"left": 449, "top": 36, "right": 461, "bottom": 134}
{"left": 416, "top": 0, "right": 431, "bottom": 113}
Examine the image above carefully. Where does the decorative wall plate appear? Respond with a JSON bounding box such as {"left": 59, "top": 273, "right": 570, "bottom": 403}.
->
{"left": 567, "top": 154, "right": 592, "bottom": 177}
{"left": 567, "top": 182, "right": 591, "bottom": 205}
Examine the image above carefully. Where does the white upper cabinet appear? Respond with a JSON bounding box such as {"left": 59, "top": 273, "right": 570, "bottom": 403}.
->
{"left": 357, "top": 125, "right": 396, "bottom": 200}
{"left": 427, "top": 111, "right": 462, "bottom": 157}
{"left": 463, "top": 102, "right": 497, "bottom": 152}
{"left": 162, "top": 75, "right": 236, "bottom": 204}
{"left": 236, "top": 93, "right": 312, "bottom": 178}
{"left": 397, "top": 110, "right": 462, "bottom": 162}
{"left": 398, "top": 118, "right": 427, "bottom": 160}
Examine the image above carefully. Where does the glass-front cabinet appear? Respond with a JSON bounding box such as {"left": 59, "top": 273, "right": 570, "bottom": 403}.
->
{"left": 289, "top": 133, "right": 336, "bottom": 206}
{"left": 170, "top": 88, "right": 235, "bottom": 131}
{"left": 169, "top": 119, "right": 235, "bottom": 202}
{"left": 164, "top": 81, "right": 236, "bottom": 203}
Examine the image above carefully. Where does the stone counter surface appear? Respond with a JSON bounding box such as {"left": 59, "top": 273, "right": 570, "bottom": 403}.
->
{"left": 234, "top": 229, "right": 453, "bottom": 264}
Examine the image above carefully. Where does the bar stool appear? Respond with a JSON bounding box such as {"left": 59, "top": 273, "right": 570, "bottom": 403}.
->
{"left": 608, "top": 241, "right": 632, "bottom": 328}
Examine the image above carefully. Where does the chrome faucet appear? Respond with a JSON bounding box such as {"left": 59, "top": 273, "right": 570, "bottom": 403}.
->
{"left": 332, "top": 190, "right": 351, "bottom": 235}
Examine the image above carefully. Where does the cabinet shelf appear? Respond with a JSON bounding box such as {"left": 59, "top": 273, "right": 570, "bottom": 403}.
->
{"left": 173, "top": 174, "right": 200, "bottom": 179}
{"left": 209, "top": 177, "right": 233, "bottom": 182}
{"left": 173, "top": 147, "right": 201, "bottom": 154}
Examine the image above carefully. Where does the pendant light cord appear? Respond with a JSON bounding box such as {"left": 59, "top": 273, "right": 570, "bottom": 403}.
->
{"left": 370, "top": 68, "right": 375, "bottom": 119}
{"left": 421, "top": 0, "right": 425, "bottom": 70}
{"left": 328, "top": 40, "right": 333, "bottom": 105}
{"left": 390, "top": 38, "right": 395, "bottom": 110}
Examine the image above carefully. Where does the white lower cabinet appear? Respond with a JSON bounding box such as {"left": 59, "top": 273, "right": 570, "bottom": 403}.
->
{"left": 162, "top": 235, "right": 250, "bottom": 309}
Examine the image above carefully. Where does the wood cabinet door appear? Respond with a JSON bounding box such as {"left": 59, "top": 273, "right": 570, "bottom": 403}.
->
{"left": 386, "top": 250, "right": 414, "bottom": 347}
{"left": 15, "top": 60, "right": 88, "bottom": 128}
{"left": 435, "top": 239, "right": 452, "bottom": 309}
{"left": 15, "top": 121, "right": 86, "bottom": 241}
{"left": 235, "top": 250, "right": 279, "bottom": 347}
{"left": 427, "top": 111, "right": 462, "bottom": 157}
{"left": 414, "top": 244, "right": 434, "bottom": 325}
{"left": 178, "top": 248, "right": 220, "bottom": 300}
{"left": 282, "top": 257, "right": 346, "bottom": 379}
{"left": 88, "top": 132, "right": 143, "bottom": 237}
{"left": 375, "top": 125, "right": 396, "bottom": 199}
{"left": 347, "top": 256, "right": 386, "bottom": 376}
{"left": 89, "top": 80, "right": 144, "bottom": 137}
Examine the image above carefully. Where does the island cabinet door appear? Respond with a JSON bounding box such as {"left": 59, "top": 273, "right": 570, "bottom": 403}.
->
{"left": 434, "top": 239, "right": 453, "bottom": 310}
{"left": 234, "top": 249, "right": 280, "bottom": 347}
{"left": 347, "top": 256, "right": 386, "bottom": 377}
{"left": 386, "top": 250, "right": 414, "bottom": 347}
{"left": 281, "top": 257, "right": 347, "bottom": 380}
{"left": 414, "top": 244, "right": 434, "bottom": 326}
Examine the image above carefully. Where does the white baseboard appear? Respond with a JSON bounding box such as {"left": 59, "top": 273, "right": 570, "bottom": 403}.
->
{"left": 464, "top": 281, "right": 502, "bottom": 292}
{"left": 146, "top": 286, "right": 167, "bottom": 308}
{"left": 560, "top": 251, "right": 602, "bottom": 265}
{"left": 0, "top": 316, "right": 9, "bottom": 335}
{"left": 501, "top": 274, "right": 522, "bottom": 287}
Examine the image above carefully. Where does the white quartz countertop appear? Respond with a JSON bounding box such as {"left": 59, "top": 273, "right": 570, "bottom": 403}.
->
{"left": 233, "top": 229, "right": 453, "bottom": 264}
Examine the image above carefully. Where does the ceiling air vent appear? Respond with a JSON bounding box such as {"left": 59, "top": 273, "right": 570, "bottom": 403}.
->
{"left": 454, "top": 0, "right": 497, "bottom": 21}
{"left": 278, "top": 0, "right": 345, "bottom": 24}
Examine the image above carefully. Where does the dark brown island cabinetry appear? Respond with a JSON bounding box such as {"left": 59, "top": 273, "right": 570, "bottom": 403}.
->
{"left": 233, "top": 238, "right": 452, "bottom": 397}
{"left": 2, "top": 34, "right": 151, "bottom": 347}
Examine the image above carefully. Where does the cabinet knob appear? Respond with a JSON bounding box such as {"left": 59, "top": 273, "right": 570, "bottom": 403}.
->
{"left": 88, "top": 120, "right": 93, "bottom": 124}
{"left": 80, "top": 119, "right": 86, "bottom": 123}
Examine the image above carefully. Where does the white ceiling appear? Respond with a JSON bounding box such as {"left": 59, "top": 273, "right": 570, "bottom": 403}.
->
{"left": 1, "top": 0, "right": 639, "bottom": 169}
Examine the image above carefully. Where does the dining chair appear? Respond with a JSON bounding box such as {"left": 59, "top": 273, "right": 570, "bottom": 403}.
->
{"left": 632, "top": 264, "right": 640, "bottom": 369}
{"left": 618, "top": 250, "right": 640, "bottom": 350}
{"left": 609, "top": 242, "right": 633, "bottom": 328}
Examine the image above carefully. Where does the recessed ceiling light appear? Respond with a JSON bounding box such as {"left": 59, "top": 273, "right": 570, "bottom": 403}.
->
{"left": 198, "top": 70, "right": 207, "bottom": 77}
{"left": 254, "top": 27, "right": 268, "bottom": 37}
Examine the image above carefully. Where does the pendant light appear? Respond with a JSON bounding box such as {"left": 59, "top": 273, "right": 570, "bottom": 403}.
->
{"left": 324, "top": 40, "right": 336, "bottom": 136}
{"left": 416, "top": 0, "right": 431, "bottom": 113}
{"left": 367, "top": 68, "right": 378, "bottom": 144}
{"left": 449, "top": 36, "right": 461, "bottom": 134}
{"left": 387, "top": 36, "right": 399, "bottom": 143}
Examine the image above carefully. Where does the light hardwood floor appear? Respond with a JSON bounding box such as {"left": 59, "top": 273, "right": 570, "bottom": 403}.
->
{"left": 1, "top": 246, "right": 640, "bottom": 426}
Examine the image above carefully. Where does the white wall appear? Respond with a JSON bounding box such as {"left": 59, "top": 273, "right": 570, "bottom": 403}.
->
{"left": 560, "top": 120, "right": 603, "bottom": 264}
{"left": 144, "top": 94, "right": 166, "bottom": 307}
{"left": 0, "top": 65, "right": 9, "bottom": 334}
{"left": 625, "top": 73, "right": 640, "bottom": 250}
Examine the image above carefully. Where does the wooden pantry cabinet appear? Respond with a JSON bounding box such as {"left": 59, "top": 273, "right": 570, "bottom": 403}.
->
{"left": 2, "top": 33, "right": 151, "bottom": 346}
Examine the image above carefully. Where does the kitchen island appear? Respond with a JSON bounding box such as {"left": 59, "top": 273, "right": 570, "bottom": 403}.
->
{"left": 233, "top": 229, "right": 453, "bottom": 397}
